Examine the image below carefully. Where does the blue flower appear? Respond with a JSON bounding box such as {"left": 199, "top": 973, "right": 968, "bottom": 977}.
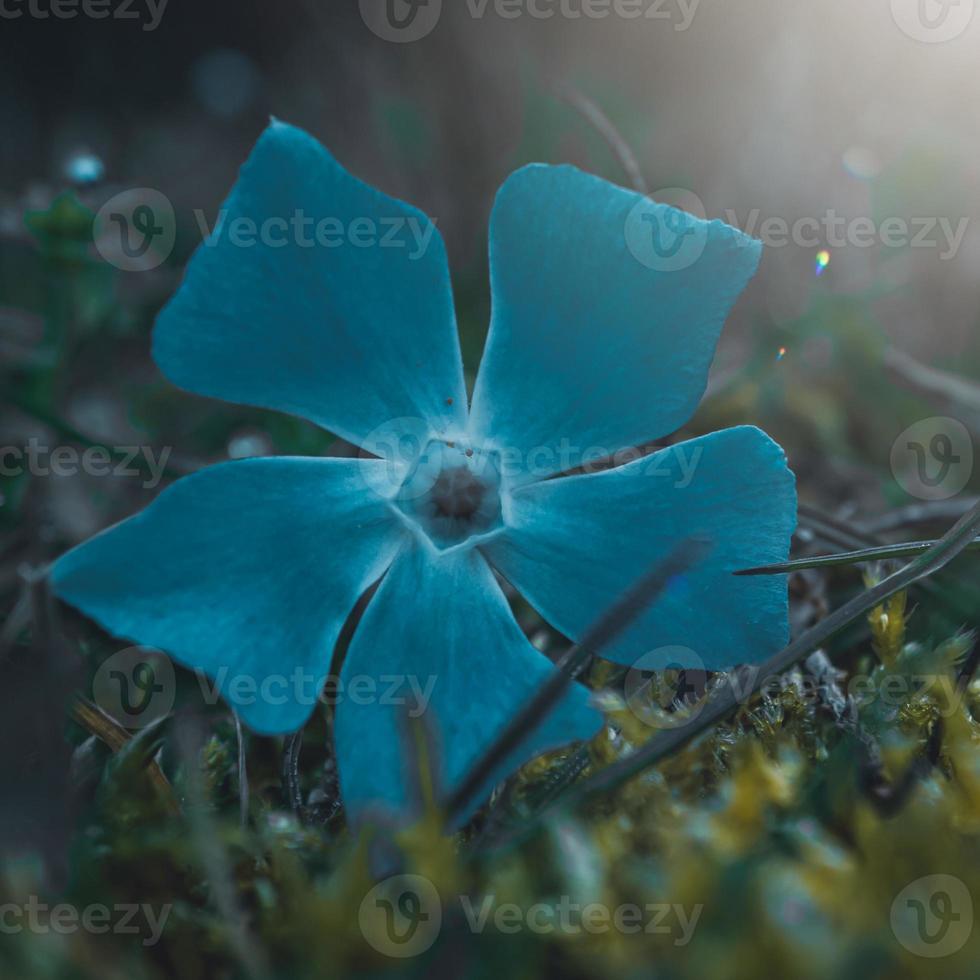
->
{"left": 52, "top": 122, "right": 796, "bottom": 822}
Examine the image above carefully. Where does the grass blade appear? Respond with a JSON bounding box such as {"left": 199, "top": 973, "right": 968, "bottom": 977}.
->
{"left": 735, "top": 536, "right": 980, "bottom": 576}
{"left": 574, "top": 499, "right": 980, "bottom": 800}
{"left": 481, "top": 500, "right": 980, "bottom": 851}
{"left": 444, "top": 536, "right": 712, "bottom": 824}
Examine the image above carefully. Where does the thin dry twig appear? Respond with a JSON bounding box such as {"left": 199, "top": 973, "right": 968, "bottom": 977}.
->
{"left": 69, "top": 695, "right": 180, "bottom": 815}
{"left": 554, "top": 82, "right": 648, "bottom": 195}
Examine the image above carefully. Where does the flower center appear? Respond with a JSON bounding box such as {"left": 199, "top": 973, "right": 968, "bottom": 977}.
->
{"left": 394, "top": 440, "right": 503, "bottom": 551}
{"left": 431, "top": 467, "right": 486, "bottom": 519}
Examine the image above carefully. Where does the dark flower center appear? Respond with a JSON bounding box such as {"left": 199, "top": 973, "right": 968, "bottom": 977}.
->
{"left": 394, "top": 440, "right": 504, "bottom": 551}
{"left": 431, "top": 467, "right": 486, "bottom": 519}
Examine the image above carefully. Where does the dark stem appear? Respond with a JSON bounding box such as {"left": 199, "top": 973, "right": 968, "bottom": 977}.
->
{"left": 281, "top": 730, "right": 304, "bottom": 816}
{"left": 234, "top": 712, "right": 249, "bottom": 828}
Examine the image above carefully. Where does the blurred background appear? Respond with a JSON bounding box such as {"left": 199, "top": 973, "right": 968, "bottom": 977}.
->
{"left": 3, "top": 2, "right": 980, "bottom": 977}
{"left": 4, "top": 0, "right": 980, "bottom": 530}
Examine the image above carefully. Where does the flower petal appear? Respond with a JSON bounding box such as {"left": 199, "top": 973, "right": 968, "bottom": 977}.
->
{"left": 482, "top": 426, "right": 797, "bottom": 670}
{"left": 334, "top": 539, "right": 601, "bottom": 824}
{"left": 154, "top": 121, "right": 467, "bottom": 450}
{"left": 51, "top": 457, "right": 404, "bottom": 734}
{"left": 468, "top": 165, "right": 762, "bottom": 482}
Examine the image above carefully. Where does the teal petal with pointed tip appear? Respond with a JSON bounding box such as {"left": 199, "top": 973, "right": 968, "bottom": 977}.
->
{"left": 481, "top": 426, "right": 797, "bottom": 670}
{"left": 154, "top": 121, "right": 467, "bottom": 452}
{"left": 334, "top": 539, "right": 601, "bottom": 825}
{"left": 52, "top": 457, "right": 405, "bottom": 734}
{"left": 469, "top": 164, "right": 762, "bottom": 483}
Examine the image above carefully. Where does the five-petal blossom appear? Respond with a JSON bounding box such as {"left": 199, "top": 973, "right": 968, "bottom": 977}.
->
{"left": 52, "top": 122, "right": 796, "bottom": 822}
